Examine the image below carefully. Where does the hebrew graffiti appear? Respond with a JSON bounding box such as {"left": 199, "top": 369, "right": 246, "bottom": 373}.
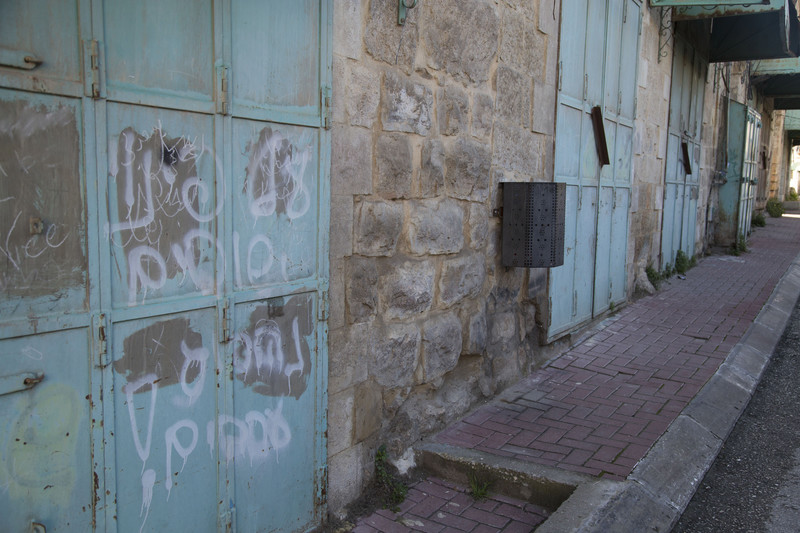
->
{"left": 115, "top": 312, "right": 301, "bottom": 531}
{"left": 0, "top": 99, "right": 86, "bottom": 307}
{"left": 108, "top": 123, "right": 316, "bottom": 304}
{"left": 244, "top": 127, "right": 312, "bottom": 221}
{"left": 233, "top": 294, "right": 314, "bottom": 399}
{"left": 107, "top": 127, "right": 222, "bottom": 304}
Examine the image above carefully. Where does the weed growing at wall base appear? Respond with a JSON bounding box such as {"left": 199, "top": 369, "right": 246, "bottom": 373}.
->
{"left": 375, "top": 445, "right": 408, "bottom": 511}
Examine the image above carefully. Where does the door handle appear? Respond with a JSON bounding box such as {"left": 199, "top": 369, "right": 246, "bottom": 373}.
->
{"left": 31, "top": 522, "right": 46, "bottom": 533}
{"left": 0, "top": 372, "right": 44, "bottom": 396}
{"left": 0, "top": 48, "right": 43, "bottom": 70}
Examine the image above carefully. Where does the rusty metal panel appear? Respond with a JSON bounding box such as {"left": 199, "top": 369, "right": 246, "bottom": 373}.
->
{"left": 105, "top": 104, "right": 219, "bottom": 308}
{"left": 231, "top": 293, "right": 320, "bottom": 531}
{"left": 231, "top": 0, "right": 321, "bottom": 124}
{"left": 0, "top": 91, "right": 88, "bottom": 319}
{"left": 0, "top": 1, "right": 84, "bottom": 96}
{"left": 231, "top": 120, "right": 319, "bottom": 289}
{"left": 110, "top": 310, "right": 220, "bottom": 532}
{"left": 0, "top": 329, "right": 93, "bottom": 532}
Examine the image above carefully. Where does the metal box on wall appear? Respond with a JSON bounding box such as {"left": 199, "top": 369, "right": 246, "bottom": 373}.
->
{"left": 501, "top": 182, "right": 566, "bottom": 268}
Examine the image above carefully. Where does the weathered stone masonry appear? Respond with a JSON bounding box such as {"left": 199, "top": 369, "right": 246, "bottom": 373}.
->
{"left": 326, "top": 0, "right": 773, "bottom": 515}
{"left": 328, "top": 0, "right": 566, "bottom": 511}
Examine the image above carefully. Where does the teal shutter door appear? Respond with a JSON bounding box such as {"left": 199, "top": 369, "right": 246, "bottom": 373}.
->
{"left": 0, "top": 1, "right": 330, "bottom": 531}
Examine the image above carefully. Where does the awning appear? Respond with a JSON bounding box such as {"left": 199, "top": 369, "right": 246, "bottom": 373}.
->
{"left": 653, "top": 0, "right": 800, "bottom": 62}
{"left": 752, "top": 57, "right": 800, "bottom": 108}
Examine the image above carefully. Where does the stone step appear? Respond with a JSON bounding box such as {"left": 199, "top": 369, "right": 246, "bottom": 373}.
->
{"left": 414, "top": 441, "right": 590, "bottom": 512}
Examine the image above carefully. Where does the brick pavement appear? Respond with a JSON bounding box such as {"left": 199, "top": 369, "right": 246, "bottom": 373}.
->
{"left": 353, "top": 477, "right": 550, "bottom": 533}
{"left": 354, "top": 215, "right": 800, "bottom": 531}
{"left": 437, "top": 216, "right": 800, "bottom": 481}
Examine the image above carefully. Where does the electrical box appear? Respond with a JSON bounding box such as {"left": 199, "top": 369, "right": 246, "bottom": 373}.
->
{"left": 501, "top": 182, "right": 566, "bottom": 268}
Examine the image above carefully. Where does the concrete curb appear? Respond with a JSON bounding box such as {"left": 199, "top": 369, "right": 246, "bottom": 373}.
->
{"left": 537, "top": 252, "right": 800, "bottom": 532}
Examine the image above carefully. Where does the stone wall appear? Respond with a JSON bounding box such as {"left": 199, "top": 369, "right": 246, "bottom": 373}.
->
{"left": 325, "top": 0, "right": 777, "bottom": 517}
{"left": 629, "top": 5, "right": 673, "bottom": 288}
{"left": 328, "top": 0, "right": 562, "bottom": 513}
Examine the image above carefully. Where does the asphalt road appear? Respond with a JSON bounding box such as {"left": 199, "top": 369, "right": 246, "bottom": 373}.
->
{"left": 672, "top": 297, "right": 800, "bottom": 533}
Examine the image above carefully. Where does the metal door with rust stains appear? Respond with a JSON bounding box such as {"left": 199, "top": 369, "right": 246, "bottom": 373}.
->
{"left": 661, "top": 36, "right": 706, "bottom": 269}
{"left": 549, "top": 0, "right": 640, "bottom": 340}
{"left": 0, "top": 1, "right": 331, "bottom": 531}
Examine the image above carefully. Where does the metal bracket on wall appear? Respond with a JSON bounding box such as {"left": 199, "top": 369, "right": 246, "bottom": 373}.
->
{"left": 398, "top": 0, "right": 418, "bottom": 25}
{"left": 658, "top": 7, "right": 672, "bottom": 63}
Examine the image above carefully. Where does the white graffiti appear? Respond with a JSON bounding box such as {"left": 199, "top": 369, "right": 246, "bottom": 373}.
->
{"left": 175, "top": 341, "right": 209, "bottom": 408}
{"left": 234, "top": 316, "right": 305, "bottom": 394}
{"left": 107, "top": 125, "right": 314, "bottom": 304}
{"left": 211, "top": 402, "right": 291, "bottom": 467}
{"left": 0, "top": 210, "right": 71, "bottom": 279}
{"left": 124, "top": 331, "right": 292, "bottom": 531}
{"left": 246, "top": 129, "right": 312, "bottom": 221}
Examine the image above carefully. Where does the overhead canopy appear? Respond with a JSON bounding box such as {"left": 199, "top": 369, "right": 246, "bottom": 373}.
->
{"left": 753, "top": 58, "right": 800, "bottom": 108}
{"left": 653, "top": 0, "right": 800, "bottom": 62}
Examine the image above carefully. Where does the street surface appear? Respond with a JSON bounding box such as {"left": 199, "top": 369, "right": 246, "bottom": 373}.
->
{"left": 673, "top": 297, "right": 800, "bottom": 532}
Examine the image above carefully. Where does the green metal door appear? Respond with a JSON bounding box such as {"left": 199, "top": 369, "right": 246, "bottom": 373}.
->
{"left": 0, "top": 2, "right": 331, "bottom": 531}
{"left": 661, "top": 36, "right": 706, "bottom": 268}
{"left": 550, "top": 0, "right": 640, "bottom": 340}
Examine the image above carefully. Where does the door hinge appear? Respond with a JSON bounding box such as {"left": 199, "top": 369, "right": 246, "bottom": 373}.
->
{"left": 583, "top": 74, "right": 588, "bottom": 101}
{"left": 623, "top": 1, "right": 628, "bottom": 23}
{"left": 322, "top": 85, "right": 332, "bottom": 129}
{"left": 578, "top": 186, "right": 583, "bottom": 210}
{"left": 572, "top": 291, "right": 578, "bottom": 317}
{"left": 219, "top": 506, "right": 235, "bottom": 531}
{"left": 88, "top": 39, "right": 100, "bottom": 99}
{"left": 221, "top": 300, "right": 232, "bottom": 343}
{"left": 558, "top": 61, "right": 563, "bottom": 92}
{"left": 217, "top": 66, "right": 229, "bottom": 115}
{"left": 97, "top": 313, "right": 107, "bottom": 367}
{"left": 318, "top": 290, "right": 328, "bottom": 321}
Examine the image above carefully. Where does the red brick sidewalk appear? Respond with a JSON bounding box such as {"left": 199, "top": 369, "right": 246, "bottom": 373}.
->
{"left": 353, "top": 216, "right": 800, "bottom": 531}
{"left": 436, "top": 216, "right": 800, "bottom": 480}
{"left": 353, "top": 477, "right": 550, "bottom": 533}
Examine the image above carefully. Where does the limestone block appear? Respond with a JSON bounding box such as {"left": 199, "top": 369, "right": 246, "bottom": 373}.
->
{"left": 328, "top": 323, "right": 370, "bottom": 394}
{"left": 466, "top": 306, "right": 488, "bottom": 355}
{"left": 376, "top": 133, "right": 413, "bottom": 199}
{"left": 407, "top": 199, "right": 465, "bottom": 255}
{"left": 438, "top": 85, "right": 469, "bottom": 136}
{"left": 493, "top": 122, "right": 542, "bottom": 175}
{"left": 331, "top": 125, "right": 373, "bottom": 195}
{"left": 420, "top": 138, "right": 445, "bottom": 198}
{"left": 346, "top": 256, "right": 378, "bottom": 323}
{"left": 371, "top": 323, "right": 421, "bottom": 388}
{"left": 333, "top": 0, "right": 363, "bottom": 60}
{"left": 468, "top": 203, "right": 489, "bottom": 250}
{"left": 439, "top": 253, "right": 486, "bottom": 307}
{"left": 330, "top": 195, "right": 353, "bottom": 259}
{"left": 332, "top": 56, "right": 347, "bottom": 125}
{"left": 472, "top": 93, "right": 495, "bottom": 140}
{"left": 328, "top": 389, "right": 354, "bottom": 455}
{"left": 422, "top": 0, "right": 499, "bottom": 84}
{"left": 328, "top": 259, "right": 346, "bottom": 331}
{"left": 496, "top": 66, "right": 531, "bottom": 129}
{"left": 382, "top": 71, "right": 433, "bottom": 136}
{"left": 532, "top": 79, "right": 556, "bottom": 135}
{"left": 327, "top": 444, "right": 365, "bottom": 514}
{"left": 365, "top": 0, "right": 417, "bottom": 73}
{"left": 354, "top": 200, "right": 403, "bottom": 256}
{"left": 379, "top": 258, "right": 436, "bottom": 319}
{"left": 346, "top": 63, "right": 381, "bottom": 128}
{"left": 422, "top": 313, "right": 463, "bottom": 382}
{"left": 538, "top": 0, "right": 559, "bottom": 35}
{"left": 445, "top": 137, "right": 492, "bottom": 201}
{"left": 355, "top": 380, "right": 384, "bottom": 441}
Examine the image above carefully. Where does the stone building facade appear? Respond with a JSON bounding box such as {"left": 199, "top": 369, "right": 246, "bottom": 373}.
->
{"left": 326, "top": 0, "right": 778, "bottom": 514}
